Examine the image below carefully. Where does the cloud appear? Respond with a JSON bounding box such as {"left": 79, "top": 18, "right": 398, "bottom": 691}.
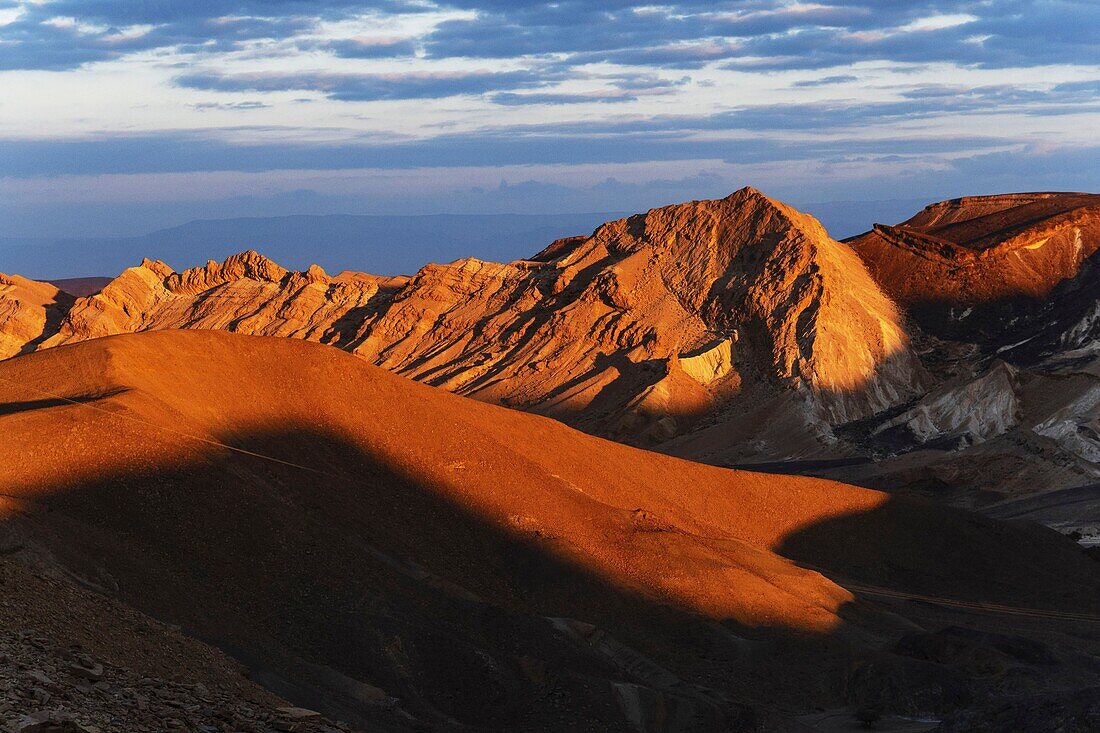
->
{"left": 322, "top": 36, "right": 418, "bottom": 58}
{"left": 0, "top": 128, "right": 1013, "bottom": 178}
{"left": 490, "top": 91, "right": 638, "bottom": 105}
{"left": 2, "top": 1, "right": 1097, "bottom": 77}
{"left": 192, "top": 101, "right": 272, "bottom": 111}
{"left": 0, "top": 6, "right": 325, "bottom": 69}
{"left": 174, "top": 69, "right": 547, "bottom": 101}
{"left": 792, "top": 75, "right": 859, "bottom": 88}
{"left": 1, "top": 0, "right": 1098, "bottom": 241}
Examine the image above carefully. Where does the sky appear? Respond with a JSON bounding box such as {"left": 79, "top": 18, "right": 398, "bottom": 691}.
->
{"left": 0, "top": 0, "right": 1098, "bottom": 238}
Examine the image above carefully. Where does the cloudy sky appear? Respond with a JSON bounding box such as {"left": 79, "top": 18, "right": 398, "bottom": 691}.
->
{"left": 1, "top": 0, "right": 1098, "bottom": 237}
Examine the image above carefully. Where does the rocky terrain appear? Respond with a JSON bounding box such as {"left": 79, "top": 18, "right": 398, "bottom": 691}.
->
{"left": 3, "top": 330, "right": 1100, "bottom": 731}
{"left": 2, "top": 188, "right": 1100, "bottom": 528}
{"left": 0, "top": 555, "right": 346, "bottom": 733}
{"left": 804, "top": 193, "right": 1100, "bottom": 508}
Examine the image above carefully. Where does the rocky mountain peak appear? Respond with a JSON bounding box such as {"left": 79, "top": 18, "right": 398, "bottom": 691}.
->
{"left": 166, "top": 250, "right": 289, "bottom": 294}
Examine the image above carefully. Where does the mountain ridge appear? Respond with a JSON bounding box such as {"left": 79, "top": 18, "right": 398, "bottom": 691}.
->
{"left": 9, "top": 187, "right": 927, "bottom": 448}
{"left": 5, "top": 187, "right": 1100, "bottom": 521}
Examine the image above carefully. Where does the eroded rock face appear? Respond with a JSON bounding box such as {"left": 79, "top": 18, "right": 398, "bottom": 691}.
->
{"left": 42, "top": 252, "right": 402, "bottom": 349}
{"left": 783, "top": 193, "right": 1100, "bottom": 524}
{"left": 0, "top": 274, "right": 72, "bottom": 359}
{"left": 849, "top": 193, "right": 1100, "bottom": 306}
{"left": 11, "top": 188, "right": 927, "bottom": 444}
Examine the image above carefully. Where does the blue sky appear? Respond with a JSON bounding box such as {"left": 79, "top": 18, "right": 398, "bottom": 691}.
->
{"left": 0, "top": 0, "right": 1097, "bottom": 237}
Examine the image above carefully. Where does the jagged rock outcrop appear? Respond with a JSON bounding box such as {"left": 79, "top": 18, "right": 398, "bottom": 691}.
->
{"left": 786, "top": 193, "right": 1100, "bottom": 529}
{"left": 41, "top": 252, "right": 406, "bottom": 348}
{"left": 13, "top": 189, "right": 926, "bottom": 446}
{"left": 870, "top": 362, "right": 1020, "bottom": 448}
{"left": 0, "top": 274, "right": 72, "bottom": 359}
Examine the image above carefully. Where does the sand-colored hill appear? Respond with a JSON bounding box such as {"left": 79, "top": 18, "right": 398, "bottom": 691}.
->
{"left": 1, "top": 330, "right": 1099, "bottom": 729}
{"left": 23, "top": 188, "right": 925, "bottom": 445}
{"left": 4, "top": 188, "right": 1100, "bottom": 517}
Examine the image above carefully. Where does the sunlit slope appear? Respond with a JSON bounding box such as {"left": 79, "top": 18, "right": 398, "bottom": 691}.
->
{"left": 848, "top": 192, "right": 1100, "bottom": 308}
{"left": 14, "top": 188, "right": 926, "bottom": 443}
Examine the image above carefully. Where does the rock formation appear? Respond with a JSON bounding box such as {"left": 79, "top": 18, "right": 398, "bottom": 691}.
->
{"left": 0, "top": 274, "right": 71, "bottom": 359}
{"left": 19, "top": 188, "right": 927, "bottom": 449}
{"left": 799, "top": 193, "right": 1100, "bottom": 527}
{"left": 848, "top": 192, "right": 1100, "bottom": 308}
{"left": 5, "top": 187, "right": 1100, "bottom": 531}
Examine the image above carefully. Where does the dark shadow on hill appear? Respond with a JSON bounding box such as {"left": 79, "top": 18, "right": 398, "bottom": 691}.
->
{"left": 17, "top": 291, "right": 75, "bottom": 356}
{"left": 7, "top": 424, "right": 1100, "bottom": 730}
{"left": 0, "top": 388, "right": 128, "bottom": 416}
{"left": 0, "top": 426, "right": 804, "bottom": 732}
{"left": 774, "top": 495, "right": 1100, "bottom": 729}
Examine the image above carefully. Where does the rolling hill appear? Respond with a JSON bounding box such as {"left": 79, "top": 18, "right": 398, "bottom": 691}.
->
{"left": 3, "top": 330, "right": 1100, "bottom": 729}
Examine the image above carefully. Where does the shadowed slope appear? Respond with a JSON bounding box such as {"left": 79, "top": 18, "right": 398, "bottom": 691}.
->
{"left": 0, "top": 556, "right": 348, "bottom": 732}
{"left": 2, "top": 330, "right": 1099, "bottom": 729}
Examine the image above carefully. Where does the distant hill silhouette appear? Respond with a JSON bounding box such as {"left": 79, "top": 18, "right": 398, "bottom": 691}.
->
{"left": 0, "top": 199, "right": 927, "bottom": 280}
{"left": 0, "top": 212, "right": 623, "bottom": 279}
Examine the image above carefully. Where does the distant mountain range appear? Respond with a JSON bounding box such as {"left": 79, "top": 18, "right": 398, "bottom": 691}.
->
{"left": 0, "top": 213, "right": 624, "bottom": 279}
{"left": 0, "top": 199, "right": 925, "bottom": 279}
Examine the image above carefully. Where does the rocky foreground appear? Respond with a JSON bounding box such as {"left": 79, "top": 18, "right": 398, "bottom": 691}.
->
{"left": 0, "top": 557, "right": 347, "bottom": 733}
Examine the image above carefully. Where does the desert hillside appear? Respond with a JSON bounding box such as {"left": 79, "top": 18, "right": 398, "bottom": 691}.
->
{"left": 848, "top": 192, "right": 1100, "bottom": 311}
{"left": 3, "top": 188, "right": 1100, "bottom": 528}
{"left": 2, "top": 330, "right": 1100, "bottom": 729}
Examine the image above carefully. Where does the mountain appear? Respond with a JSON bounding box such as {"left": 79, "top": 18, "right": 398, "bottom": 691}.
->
{"left": 0, "top": 272, "right": 72, "bottom": 358}
{"left": 847, "top": 192, "right": 1100, "bottom": 341}
{"left": 5, "top": 187, "right": 1100, "bottom": 532}
{"left": 3, "top": 329, "right": 1099, "bottom": 729}
{"left": 46, "top": 276, "right": 113, "bottom": 297}
{"left": 0, "top": 199, "right": 929, "bottom": 281}
{"left": 8, "top": 188, "right": 929, "bottom": 452}
{"left": 805, "top": 193, "right": 1100, "bottom": 511}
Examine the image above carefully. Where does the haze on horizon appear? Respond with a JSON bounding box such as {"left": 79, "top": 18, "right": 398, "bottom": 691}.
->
{"left": 0, "top": 0, "right": 1098, "bottom": 240}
